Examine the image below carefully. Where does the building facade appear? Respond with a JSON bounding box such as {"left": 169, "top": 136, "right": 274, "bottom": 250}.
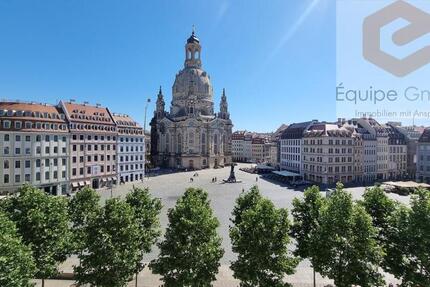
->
{"left": 150, "top": 31, "right": 233, "bottom": 169}
{"left": 302, "top": 123, "right": 355, "bottom": 185}
{"left": 280, "top": 121, "right": 315, "bottom": 175}
{"left": 60, "top": 101, "right": 117, "bottom": 192}
{"left": 232, "top": 131, "right": 246, "bottom": 162}
{"left": 113, "top": 114, "right": 145, "bottom": 184}
{"left": 416, "top": 128, "right": 430, "bottom": 184}
{"left": 0, "top": 102, "right": 70, "bottom": 195}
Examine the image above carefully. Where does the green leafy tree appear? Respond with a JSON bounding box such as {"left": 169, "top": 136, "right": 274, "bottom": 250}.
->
{"left": 126, "top": 187, "right": 162, "bottom": 287}
{"left": 0, "top": 211, "right": 35, "bottom": 287}
{"left": 311, "top": 183, "right": 384, "bottom": 287}
{"left": 230, "top": 186, "right": 298, "bottom": 287}
{"left": 291, "top": 185, "right": 325, "bottom": 287}
{"left": 68, "top": 187, "right": 101, "bottom": 254}
{"left": 75, "top": 198, "right": 141, "bottom": 287}
{"left": 359, "top": 186, "right": 396, "bottom": 243}
{"left": 385, "top": 188, "right": 430, "bottom": 286}
{"left": 1, "top": 185, "right": 71, "bottom": 287}
{"left": 150, "top": 188, "right": 224, "bottom": 287}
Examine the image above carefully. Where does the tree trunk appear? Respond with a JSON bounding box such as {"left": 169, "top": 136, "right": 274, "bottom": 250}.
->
{"left": 313, "top": 268, "right": 316, "bottom": 287}
{"left": 135, "top": 272, "right": 138, "bottom": 287}
{"left": 42, "top": 278, "right": 45, "bottom": 287}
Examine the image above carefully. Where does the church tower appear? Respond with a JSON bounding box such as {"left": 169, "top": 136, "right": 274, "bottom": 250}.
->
{"left": 219, "top": 88, "right": 229, "bottom": 120}
{"left": 155, "top": 86, "right": 165, "bottom": 119}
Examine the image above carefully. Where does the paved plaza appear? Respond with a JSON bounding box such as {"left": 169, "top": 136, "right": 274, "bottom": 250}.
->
{"left": 38, "top": 163, "right": 408, "bottom": 286}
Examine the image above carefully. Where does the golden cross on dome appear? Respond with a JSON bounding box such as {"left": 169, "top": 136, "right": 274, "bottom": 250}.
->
{"left": 192, "top": 24, "right": 195, "bottom": 34}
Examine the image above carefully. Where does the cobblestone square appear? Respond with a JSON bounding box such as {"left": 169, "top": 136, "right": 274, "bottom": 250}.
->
{"left": 42, "top": 163, "right": 406, "bottom": 286}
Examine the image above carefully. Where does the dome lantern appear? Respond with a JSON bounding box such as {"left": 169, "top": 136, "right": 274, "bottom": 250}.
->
{"left": 184, "top": 26, "right": 202, "bottom": 68}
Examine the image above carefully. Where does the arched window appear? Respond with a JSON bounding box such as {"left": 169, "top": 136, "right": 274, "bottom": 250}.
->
{"left": 166, "top": 133, "right": 170, "bottom": 152}
{"left": 201, "top": 133, "right": 206, "bottom": 153}
{"left": 214, "top": 134, "right": 219, "bottom": 154}
{"left": 189, "top": 132, "right": 194, "bottom": 145}
{"left": 177, "top": 134, "right": 182, "bottom": 153}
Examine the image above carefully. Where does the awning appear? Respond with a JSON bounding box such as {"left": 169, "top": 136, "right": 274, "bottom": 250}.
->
{"left": 272, "top": 170, "right": 301, "bottom": 177}
{"left": 78, "top": 181, "right": 85, "bottom": 187}
{"left": 101, "top": 178, "right": 107, "bottom": 182}
{"left": 84, "top": 181, "right": 91, "bottom": 186}
{"left": 71, "top": 182, "right": 79, "bottom": 188}
{"left": 256, "top": 164, "right": 276, "bottom": 170}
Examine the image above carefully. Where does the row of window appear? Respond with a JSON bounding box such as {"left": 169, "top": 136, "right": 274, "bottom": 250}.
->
{"left": 119, "top": 163, "right": 144, "bottom": 172}
{"left": 72, "top": 154, "right": 116, "bottom": 163}
{"left": 72, "top": 144, "right": 115, "bottom": 152}
{"left": 3, "top": 158, "right": 67, "bottom": 169}
{"left": 1, "top": 120, "right": 67, "bottom": 131}
{"left": 119, "top": 146, "right": 144, "bottom": 153}
{"left": 119, "top": 155, "right": 144, "bottom": 162}
{"left": 2, "top": 134, "right": 67, "bottom": 142}
{"left": 3, "top": 170, "right": 67, "bottom": 184}
{"left": 3, "top": 146, "right": 67, "bottom": 156}
{"left": 70, "top": 123, "right": 115, "bottom": 132}
{"left": 71, "top": 134, "right": 116, "bottom": 141}
{"left": 71, "top": 165, "right": 115, "bottom": 176}
{"left": 0, "top": 109, "right": 64, "bottom": 119}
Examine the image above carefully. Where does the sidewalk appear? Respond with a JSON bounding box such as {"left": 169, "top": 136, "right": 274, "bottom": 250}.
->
{"left": 34, "top": 256, "right": 399, "bottom": 287}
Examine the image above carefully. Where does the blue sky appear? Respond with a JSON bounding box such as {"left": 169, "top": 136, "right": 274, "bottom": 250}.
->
{"left": 0, "top": 0, "right": 335, "bottom": 132}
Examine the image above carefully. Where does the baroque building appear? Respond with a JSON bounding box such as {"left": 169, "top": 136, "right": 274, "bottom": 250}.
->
{"left": 150, "top": 30, "right": 233, "bottom": 169}
{"left": 0, "top": 101, "right": 70, "bottom": 195}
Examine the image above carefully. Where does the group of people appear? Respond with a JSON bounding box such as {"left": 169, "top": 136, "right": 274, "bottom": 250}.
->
{"left": 189, "top": 172, "right": 199, "bottom": 182}
{"left": 211, "top": 177, "right": 218, "bottom": 183}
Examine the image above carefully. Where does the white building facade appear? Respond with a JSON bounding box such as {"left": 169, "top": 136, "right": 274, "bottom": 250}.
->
{"left": 113, "top": 114, "right": 145, "bottom": 183}
{"left": 0, "top": 102, "right": 70, "bottom": 195}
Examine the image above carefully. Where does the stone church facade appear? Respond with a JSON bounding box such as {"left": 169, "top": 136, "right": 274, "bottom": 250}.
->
{"left": 150, "top": 30, "right": 233, "bottom": 169}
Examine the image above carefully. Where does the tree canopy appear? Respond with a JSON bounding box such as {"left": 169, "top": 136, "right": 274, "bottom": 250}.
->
{"left": 230, "top": 186, "right": 298, "bottom": 287}
{"left": 0, "top": 211, "right": 35, "bottom": 287}
{"left": 75, "top": 198, "right": 142, "bottom": 287}
{"left": 385, "top": 188, "right": 430, "bottom": 286}
{"left": 311, "top": 184, "right": 384, "bottom": 287}
{"left": 150, "top": 188, "right": 224, "bottom": 287}
{"left": 1, "top": 185, "right": 71, "bottom": 282}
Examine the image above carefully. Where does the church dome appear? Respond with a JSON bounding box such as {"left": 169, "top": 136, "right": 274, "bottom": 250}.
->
{"left": 187, "top": 32, "right": 200, "bottom": 44}
{"left": 172, "top": 67, "right": 213, "bottom": 104}
{"left": 170, "top": 31, "right": 215, "bottom": 118}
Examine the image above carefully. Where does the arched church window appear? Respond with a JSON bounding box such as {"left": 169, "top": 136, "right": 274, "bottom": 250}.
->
{"left": 189, "top": 132, "right": 194, "bottom": 145}
{"left": 166, "top": 133, "right": 170, "bottom": 152}
{"left": 177, "top": 134, "right": 182, "bottom": 153}
{"left": 214, "top": 134, "right": 219, "bottom": 155}
{"left": 201, "top": 133, "right": 206, "bottom": 153}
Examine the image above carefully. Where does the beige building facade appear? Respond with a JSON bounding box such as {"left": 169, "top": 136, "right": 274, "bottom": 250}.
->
{"left": 60, "top": 101, "right": 117, "bottom": 192}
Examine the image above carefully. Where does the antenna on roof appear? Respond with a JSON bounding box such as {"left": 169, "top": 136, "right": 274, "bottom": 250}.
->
{"left": 96, "top": 103, "right": 101, "bottom": 107}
